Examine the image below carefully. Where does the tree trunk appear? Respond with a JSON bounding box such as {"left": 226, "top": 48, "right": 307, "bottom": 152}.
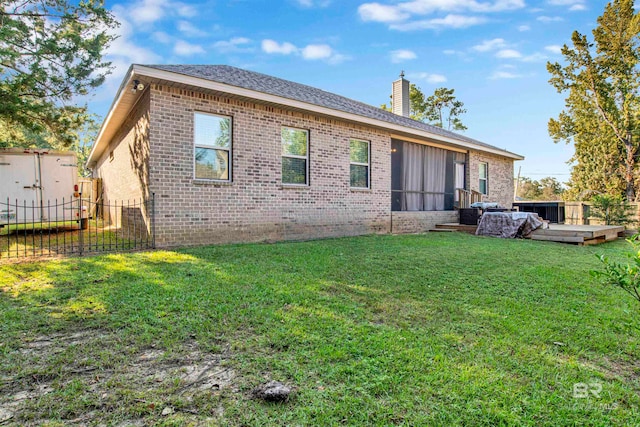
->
{"left": 624, "top": 137, "right": 636, "bottom": 201}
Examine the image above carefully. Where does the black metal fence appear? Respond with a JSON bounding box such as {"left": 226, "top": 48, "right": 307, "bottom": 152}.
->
{"left": 0, "top": 193, "right": 155, "bottom": 259}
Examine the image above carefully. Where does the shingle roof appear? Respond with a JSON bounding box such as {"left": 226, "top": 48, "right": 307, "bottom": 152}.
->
{"left": 144, "top": 64, "right": 520, "bottom": 158}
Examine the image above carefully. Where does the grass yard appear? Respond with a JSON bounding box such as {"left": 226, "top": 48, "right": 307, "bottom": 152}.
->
{"left": 1, "top": 233, "right": 639, "bottom": 426}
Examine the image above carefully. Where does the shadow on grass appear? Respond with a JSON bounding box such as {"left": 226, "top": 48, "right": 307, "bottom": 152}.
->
{"left": 1, "top": 233, "right": 639, "bottom": 425}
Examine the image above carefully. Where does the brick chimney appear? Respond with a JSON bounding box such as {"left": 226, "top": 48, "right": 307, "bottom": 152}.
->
{"left": 392, "top": 71, "right": 410, "bottom": 117}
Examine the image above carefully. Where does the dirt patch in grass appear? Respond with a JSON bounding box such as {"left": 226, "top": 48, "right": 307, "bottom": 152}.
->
{"left": 0, "top": 328, "right": 237, "bottom": 425}
{"left": 597, "top": 357, "right": 640, "bottom": 384}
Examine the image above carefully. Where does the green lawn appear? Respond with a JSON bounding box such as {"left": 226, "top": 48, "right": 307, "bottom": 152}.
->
{"left": 1, "top": 233, "right": 639, "bottom": 426}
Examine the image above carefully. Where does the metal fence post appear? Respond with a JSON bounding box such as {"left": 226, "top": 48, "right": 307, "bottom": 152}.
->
{"left": 78, "top": 192, "right": 84, "bottom": 256}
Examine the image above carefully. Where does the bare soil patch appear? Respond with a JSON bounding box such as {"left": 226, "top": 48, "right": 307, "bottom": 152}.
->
{"left": 0, "top": 329, "right": 236, "bottom": 425}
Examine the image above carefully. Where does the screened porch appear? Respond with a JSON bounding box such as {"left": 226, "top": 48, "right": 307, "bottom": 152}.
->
{"left": 391, "top": 139, "right": 467, "bottom": 212}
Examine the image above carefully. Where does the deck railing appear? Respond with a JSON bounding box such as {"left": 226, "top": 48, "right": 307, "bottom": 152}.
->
{"left": 457, "top": 189, "right": 484, "bottom": 209}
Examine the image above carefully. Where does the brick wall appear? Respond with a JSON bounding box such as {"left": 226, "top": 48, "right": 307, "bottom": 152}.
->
{"left": 94, "top": 83, "right": 518, "bottom": 246}
{"left": 147, "top": 85, "right": 391, "bottom": 247}
{"left": 94, "top": 89, "right": 150, "bottom": 227}
{"left": 468, "top": 151, "right": 514, "bottom": 208}
{"left": 391, "top": 211, "right": 459, "bottom": 234}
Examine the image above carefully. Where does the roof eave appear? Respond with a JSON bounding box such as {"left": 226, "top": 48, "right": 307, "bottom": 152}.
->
{"left": 86, "top": 65, "right": 136, "bottom": 168}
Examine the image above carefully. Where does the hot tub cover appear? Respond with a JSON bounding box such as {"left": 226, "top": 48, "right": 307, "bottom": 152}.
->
{"left": 476, "top": 212, "right": 543, "bottom": 238}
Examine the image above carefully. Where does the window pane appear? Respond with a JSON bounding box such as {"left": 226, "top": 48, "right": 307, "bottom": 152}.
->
{"left": 479, "top": 179, "right": 487, "bottom": 195}
{"left": 350, "top": 139, "right": 369, "bottom": 163}
{"left": 350, "top": 164, "right": 369, "bottom": 188}
{"left": 282, "top": 157, "right": 307, "bottom": 184}
{"left": 282, "top": 128, "right": 308, "bottom": 156}
{"left": 195, "top": 113, "right": 231, "bottom": 148}
{"left": 195, "top": 147, "right": 229, "bottom": 180}
{"left": 479, "top": 163, "right": 487, "bottom": 179}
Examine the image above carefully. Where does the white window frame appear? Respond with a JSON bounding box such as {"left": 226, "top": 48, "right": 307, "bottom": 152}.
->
{"left": 281, "top": 126, "right": 309, "bottom": 186}
{"left": 350, "top": 138, "right": 371, "bottom": 189}
{"left": 479, "top": 162, "right": 488, "bottom": 195}
{"left": 193, "top": 112, "right": 232, "bottom": 182}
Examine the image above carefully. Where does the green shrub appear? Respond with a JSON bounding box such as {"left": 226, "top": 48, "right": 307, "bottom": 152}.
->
{"left": 592, "top": 234, "right": 640, "bottom": 309}
{"left": 589, "top": 194, "right": 636, "bottom": 226}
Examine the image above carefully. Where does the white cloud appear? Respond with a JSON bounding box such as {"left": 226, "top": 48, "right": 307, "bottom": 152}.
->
{"left": 409, "top": 72, "right": 447, "bottom": 83}
{"left": 472, "top": 38, "right": 507, "bottom": 52}
{"left": 177, "top": 20, "right": 208, "bottom": 37}
{"left": 390, "top": 49, "right": 417, "bottom": 63}
{"left": 545, "top": 44, "right": 562, "bottom": 54}
{"left": 302, "top": 44, "right": 333, "bottom": 60}
{"left": 443, "top": 49, "right": 460, "bottom": 55}
{"left": 261, "top": 39, "right": 349, "bottom": 64}
{"left": 126, "top": 0, "right": 168, "bottom": 25}
{"left": 295, "top": 0, "right": 332, "bottom": 7}
{"left": 537, "top": 16, "right": 564, "bottom": 22}
{"left": 548, "top": 0, "right": 587, "bottom": 10}
{"left": 213, "top": 37, "right": 252, "bottom": 53}
{"left": 175, "top": 2, "right": 197, "bottom": 17}
{"left": 105, "top": 14, "right": 161, "bottom": 67}
{"left": 547, "top": 0, "right": 586, "bottom": 8}
{"left": 518, "top": 24, "right": 530, "bottom": 31}
{"left": 358, "top": 0, "right": 525, "bottom": 30}
{"left": 261, "top": 39, "right": 298, "bottom": 55}
{"left": 327, "top": 53, "right": 351, "bottom": 65}
{"left": 358, "top": 3, "right": 410, "bottom": 23}
{"left": 390, "top": 14, "right": 487, "bottom": 31}
{"left": 489, "top": 71, "right": 522, "bottom": 79}
{"left": 173, "top": 40, "right": 205, "bottom": 56}
{"left": 384, "top": 0, "right": 524, "bottom": 15}
{"left": 152, "top": 31, "right": 172, "bottom": 44}
{"left": 113, "top": 0, "right": 198, "bottom": 26}
{"left": 96, "top": 12, "right": 161, "bottom": 95}
{"left": 495, "top": 49, "right": 522, "bottom": 58}
{"left": 521, "top": 52, "right": 548, "bottom": 62}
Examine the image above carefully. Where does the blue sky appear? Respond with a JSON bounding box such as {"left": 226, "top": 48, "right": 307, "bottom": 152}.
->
{"left": 92, "top": 0, "right": 611, "bottom": 184}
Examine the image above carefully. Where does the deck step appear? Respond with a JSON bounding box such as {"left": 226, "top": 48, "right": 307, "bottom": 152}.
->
{"left": 430, "top": 228, "right": 455, "bottom": 232}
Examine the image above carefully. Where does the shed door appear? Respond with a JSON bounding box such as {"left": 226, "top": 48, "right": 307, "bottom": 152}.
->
{"left": 0, "top": 153, "right": 40, "bottom": 222}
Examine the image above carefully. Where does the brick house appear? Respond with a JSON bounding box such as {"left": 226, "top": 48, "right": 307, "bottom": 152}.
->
{"left": 87, "top": 65, "right": 523, "bottom": 247}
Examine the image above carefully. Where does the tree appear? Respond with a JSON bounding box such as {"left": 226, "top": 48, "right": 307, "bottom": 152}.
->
{"left": 0, "top": 0, "right": 117, "bottom": 149}
{"left": 421, "top": 87, "right": 467, "bottom": 131}
{"left": 547, "top": 0, "right": 640, "bottom": 201}
{"left": 517, "top": 176, "right": 565, "bottom": 200}
{"left": 382, "top": 85, "right": 468, "bottom": 131}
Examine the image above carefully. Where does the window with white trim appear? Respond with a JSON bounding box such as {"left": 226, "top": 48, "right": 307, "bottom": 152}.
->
{"left": 281, "top": 127, "right": 309, "bottom": 185}
{"left": 350, "top": 139, "right": 370, "bottom": 189}
{"left": 194, "top": 112, "right": 231, "bottom": 181}
{"left": 479, "top": 162, "right": 488, "bottom": 195}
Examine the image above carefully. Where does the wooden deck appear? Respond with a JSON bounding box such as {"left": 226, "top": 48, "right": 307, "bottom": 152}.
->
{"left": 529, "top": 224, "right": 624, "bottom": 245}
{"left": 434, "top": 222, "right": 625, "bottom": 245}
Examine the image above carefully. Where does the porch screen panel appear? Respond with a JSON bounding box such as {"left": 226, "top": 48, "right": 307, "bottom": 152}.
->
{"left": 402, "top": 142, "right": 424, "bottom": 211}
{"left": 391, "top": 139, "right": 465, "bottom": 212}
{"left": 423, "top": 145, "right": 446, "bottom": 211}
{"left": 454, "top": 152, "right": 466, "bottom": 204}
